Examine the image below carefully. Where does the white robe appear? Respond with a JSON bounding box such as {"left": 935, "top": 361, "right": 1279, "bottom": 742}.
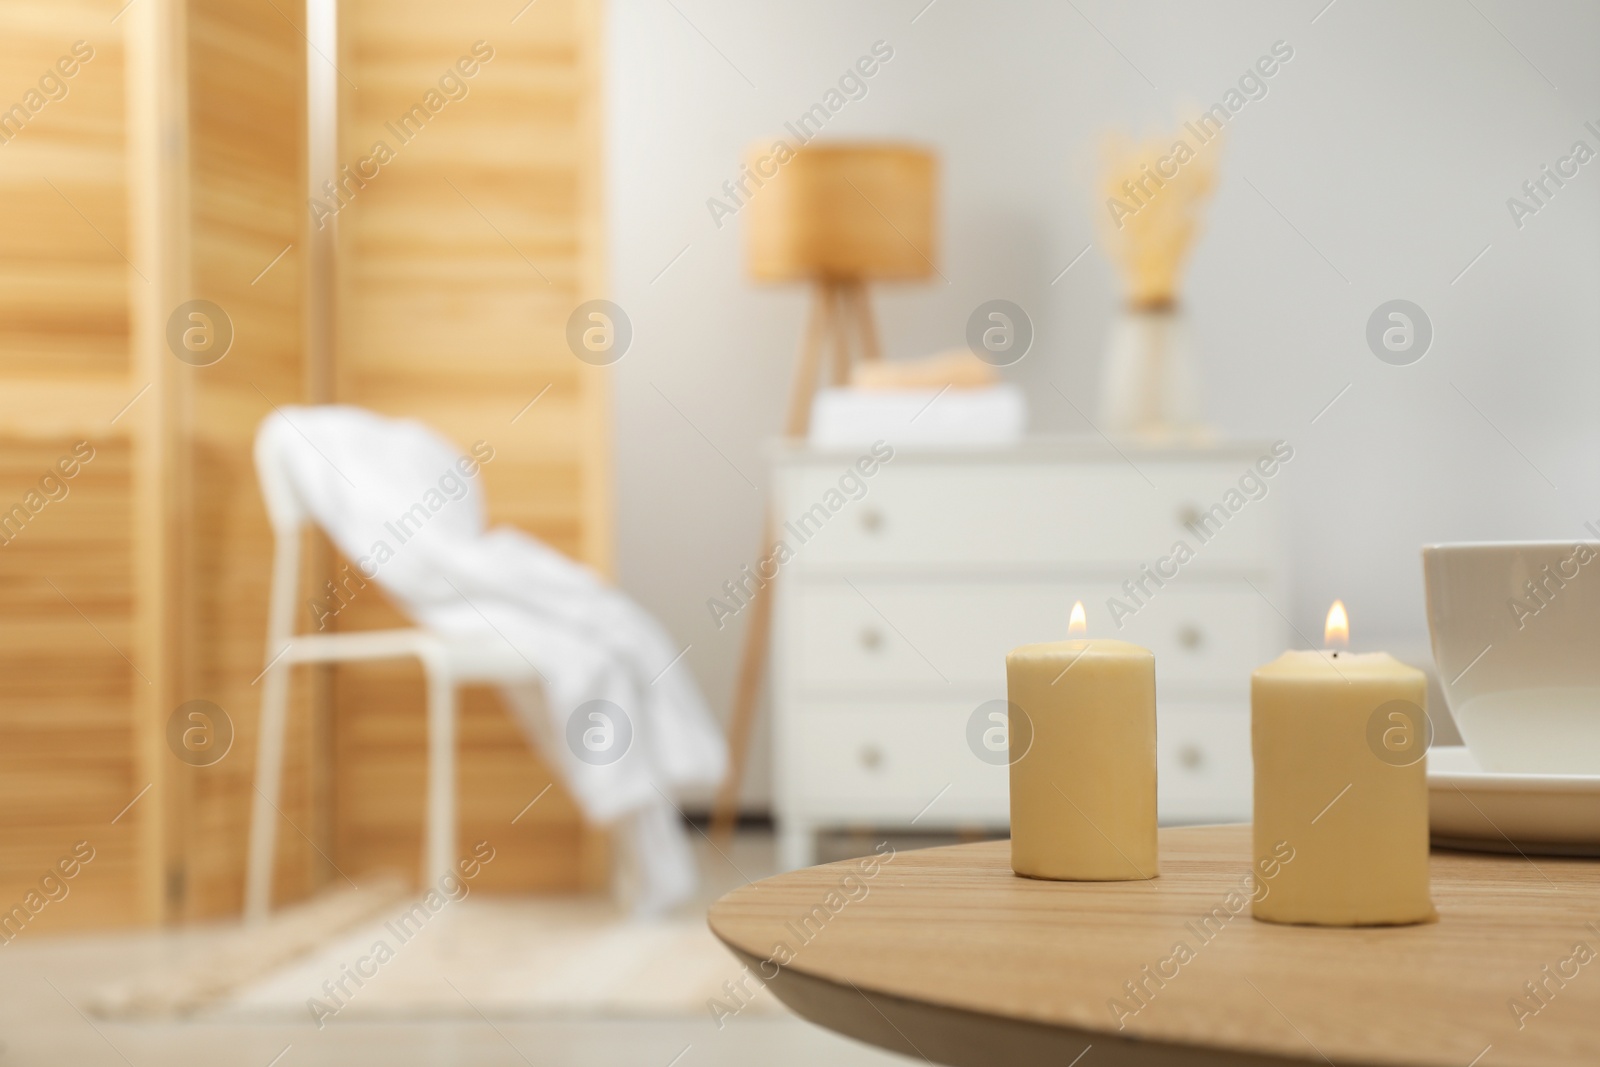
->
{"left": 257, "top": 405, "right": 726, "bottom": 912}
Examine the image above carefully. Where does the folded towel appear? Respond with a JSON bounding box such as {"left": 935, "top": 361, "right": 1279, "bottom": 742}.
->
{"left": 257, "top": 405, "right": 726, "bottom": 914}
{"left": 808, "top": 383, "right": 1028, "bottom": 448}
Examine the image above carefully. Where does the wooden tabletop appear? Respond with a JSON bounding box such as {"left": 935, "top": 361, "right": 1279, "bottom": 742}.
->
{"left": 708, "top": 826, "right": 1600, "bottom": 1067}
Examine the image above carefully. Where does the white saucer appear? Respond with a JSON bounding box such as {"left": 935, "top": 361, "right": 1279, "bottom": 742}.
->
{"left": 1428, "top": 746, "right": 1600, "bottom": 856}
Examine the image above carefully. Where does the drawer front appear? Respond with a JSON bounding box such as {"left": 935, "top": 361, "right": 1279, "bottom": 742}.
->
{"left": 781, "top": 701, "right": 1251, "bottom": 825}
{"left": 786, "top": 703, "right": 1010, "bottom": 823}
{"left": 1158, "top": 707, "right": 1251, "bottom": 822}
{"left": 778, "top": 460, "right": 1282, "bottom": 569}
{"left": 792, "top": 579, "right": 1280, "bottom": 690}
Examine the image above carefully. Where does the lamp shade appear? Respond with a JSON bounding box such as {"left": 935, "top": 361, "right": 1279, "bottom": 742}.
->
{"left": 745, "top": 143, "right": 937, "bottom": 283}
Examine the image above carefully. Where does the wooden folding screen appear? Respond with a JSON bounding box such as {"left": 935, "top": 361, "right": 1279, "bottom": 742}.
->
{"left": 0, "top": 0, "right": 609, "bottom": 928}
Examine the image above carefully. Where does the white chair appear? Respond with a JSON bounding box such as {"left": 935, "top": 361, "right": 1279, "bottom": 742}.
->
{"left": 245, "top": 419, "right": 544, "bottom": 922}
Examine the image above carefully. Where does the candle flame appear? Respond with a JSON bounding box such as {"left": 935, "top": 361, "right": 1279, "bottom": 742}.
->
{"left": 1069, "top": 600, "right": 1087, "bottom": 637}
{"left": 1325, "top": 600, "right": 1349, "bottom": 648}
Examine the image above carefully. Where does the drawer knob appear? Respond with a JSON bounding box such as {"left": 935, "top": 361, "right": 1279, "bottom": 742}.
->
{"left": 1177, "top": 504, "right": 1202, "bottom": 528}
{"left": 860, "top": 508, "right": 885, "bottom": 533}
{"left": 859, "top": 744, "right": 884, "bottom": 770}
{"left": 1177, "top": 743, "right": 1205, "bottom": 770}
{"left": 859, "top": 627, "right": 884, "bottom": 652}
{"left": 1178, "top": 625, "right": 1204, "bottom": 650}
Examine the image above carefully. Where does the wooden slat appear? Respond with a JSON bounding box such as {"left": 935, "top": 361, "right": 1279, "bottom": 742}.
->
{"left": 174, "top": 0, "right": 314, "bottom": 919}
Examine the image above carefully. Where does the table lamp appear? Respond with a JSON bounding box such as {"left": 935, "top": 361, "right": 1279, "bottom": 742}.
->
{"left": 711, "top": 142, "right": 939, "bottom": 840}
{"left": 746, "top": 142, "right": 938, "bottom": 431}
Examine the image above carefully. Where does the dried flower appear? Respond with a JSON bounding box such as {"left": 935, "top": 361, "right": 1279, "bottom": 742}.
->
{"left": 1098, "top": 126, "right": 1221, "bottom": 309}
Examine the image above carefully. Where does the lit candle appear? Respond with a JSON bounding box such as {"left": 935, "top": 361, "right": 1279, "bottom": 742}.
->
{"left": 1007, "top": 601, "right": 1158, "bottom": 881}
{"left": 1251, "top": 601, "right": 1435, "bottom": 925}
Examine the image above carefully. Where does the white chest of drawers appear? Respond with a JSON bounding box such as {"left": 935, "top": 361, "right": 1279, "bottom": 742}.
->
{"left": 767, "top": 439, "right": 1291, "bottom": 869}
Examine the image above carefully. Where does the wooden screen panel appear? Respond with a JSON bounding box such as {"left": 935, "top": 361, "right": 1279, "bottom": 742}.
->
{"left": 175, "top": 0, "right": 315, "bottom": 919}
{"left": 333, "top": 0, "right": 609, "bottom": 891}
{"left": 0, "top": 0, "right": 158, "bottom": 932}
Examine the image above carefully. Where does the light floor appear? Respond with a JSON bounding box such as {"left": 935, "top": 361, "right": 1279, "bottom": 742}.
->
{"left": 0, "top": 830, "right": 914, "bottom": 1067}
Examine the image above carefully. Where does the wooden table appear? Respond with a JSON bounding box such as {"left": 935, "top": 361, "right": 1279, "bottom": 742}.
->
{"left": 709, "top": 826, "right": 1600, "bottom": 1066}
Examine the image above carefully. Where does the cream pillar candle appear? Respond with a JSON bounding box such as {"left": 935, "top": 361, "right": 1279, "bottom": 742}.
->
{"left": 1252, "top": 601, "right": 1435, "bottom": 926}
{"left": 1007, "top": 601, "right": 1158, "bottom": 881}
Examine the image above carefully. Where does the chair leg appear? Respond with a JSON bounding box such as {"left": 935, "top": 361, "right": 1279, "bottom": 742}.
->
{"left": 424, "top": 668, "right": 457, "bottom": 887}
{"left": 245, "top": 662, "right": 292, "bottom": 923}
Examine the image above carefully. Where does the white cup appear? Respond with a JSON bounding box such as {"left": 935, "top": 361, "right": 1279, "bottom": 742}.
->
{"left": 1422, "top": 541, "right": 1600, "bottom": 774}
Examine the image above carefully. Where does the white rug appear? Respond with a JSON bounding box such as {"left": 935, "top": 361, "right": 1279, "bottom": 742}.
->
{"left": 90, "top": 878, "right": 413, "bottom": 1019}
{"left": 89, "top": 835, "right": 788, "bottom": 1025}
{"left": 207, "top": 894, "right": 777, "bottom": 1024}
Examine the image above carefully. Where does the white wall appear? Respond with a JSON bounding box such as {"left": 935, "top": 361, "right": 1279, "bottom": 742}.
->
{"left": 608, "top": 0, "right": 1600, "bottom": 808}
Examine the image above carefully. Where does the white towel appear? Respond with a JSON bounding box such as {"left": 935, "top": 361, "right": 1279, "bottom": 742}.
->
{"left": 257, "top": 405, "right": 726, "bottom": 913}
{"left": 808, "top": 383, "right": 1028, "bottom": 447}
